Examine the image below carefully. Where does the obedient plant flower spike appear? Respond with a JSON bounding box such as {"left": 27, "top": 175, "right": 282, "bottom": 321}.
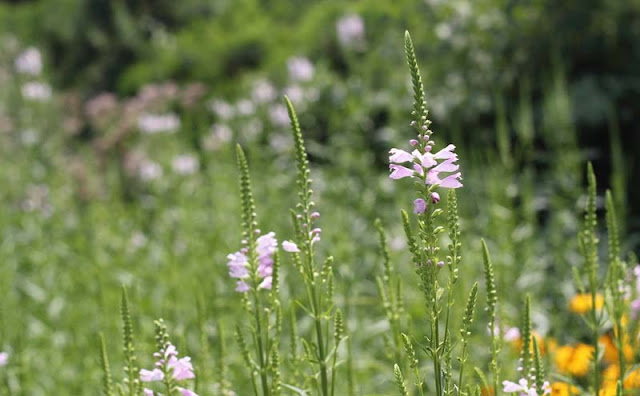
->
{"left": 446, "top": 189, "right": 461, "bottom": 284}
{"left": 393, "top": 364, "right": 410, "bottom": 396}
{"left": 580, "top": 162, "right": 601, "bottom": 393}
{"left": 121, "top": 287, "right": 141, "bottom": 396}
{"left": 401, "top": 333, "right": 424, "bottom": 396}
{"left": 532, "top": 337, "right": 545, "bottom": 393}
{"left": 605, "top": 190, "right": 621, "bottom": 273}
{"left": 331, "top": 310, "right": 345, "bottom": 396}
{"left": 404, "top": 31, "right": 431, "bottom": 141}
{"left": 152, "top": 319, "right": 176, "bottom": 395}
{"left": 481, "top": 239, "right": 500, "bottom": 396}
{"left": 235, "top": 326, "right": 259, "bottom": 396}
{"left": 269, "top": 347, "right": 281, "bottom": 396}
{"left": 375, "top": 218, "right": 403, "bottom": 364}
{"left": 605, "top": 190, "right": 627, "bottom": 378}
{"left": 284, "top": 96, "right": 314, "bottom": 250}
{"left": 519, "top": 296, "right": 532, "bottom": 378}
{"left": 284, "top": 96, "right": 333, "bottom": 396}
{"left": 458, "top": 282, "right": 479, "bottom": 394}
{"left": 236, "top": 145, "right": 258, "bottom": 262}
{"left": 99, "top": 333, "right": 115, "bottom": 396}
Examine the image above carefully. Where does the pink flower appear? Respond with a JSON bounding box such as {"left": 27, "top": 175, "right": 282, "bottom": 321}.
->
{"left": 169, "top": 356, "right": 195, "bottom": 380}
{"left": 430, "top": 192, "right": 440, "bottom": 203}
{"left": 227, "top": 231, "right": 278, "bottom": 292}
{"left": 258, "top": 276, "right": 273, "bottom": 290}
{"left": 143, "top": 389, "right": 155, "bottom": 396}
{"left": 502, "top": 378, "right": 550, "bottom": 396}
{"left": 389, "top": 148, "right": 414, "bottom": 163}
{"left": 388, "top": 142, "right": 462, "bottom": 188}
{"left": 140, "top": 368, "right": 164, "bottom": 382}
{"left": 282, "top": 241, "right": 300, "bottom": 252}
{"left": 235, "top": 281, "right": 250, "bottom": 292}
{"left": 178, "top": 388, "right": 199, "bottom": 396}
{"left": 413, "top": 198, "right": 427, "bottom": 214}
{"left": 389, "top": 164, "right": 414, "bottom": 179}
{"left": 0, "top": 352, "right": 8, "bottom": 367}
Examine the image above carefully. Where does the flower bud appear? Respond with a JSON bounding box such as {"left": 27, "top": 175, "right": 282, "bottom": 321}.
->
{"left": 430, "top": 192, "right": 440, "bottom": 204}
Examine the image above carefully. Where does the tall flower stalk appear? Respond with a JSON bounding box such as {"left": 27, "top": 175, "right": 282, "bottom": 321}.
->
{"left": 226, "top": 145, "right": 282, "bottom": 396}
{"left": 282, "top": 96, "right": 343, "bottom": 396}
{"left": 388, "top": 31, "right": 472, "bottom": 396}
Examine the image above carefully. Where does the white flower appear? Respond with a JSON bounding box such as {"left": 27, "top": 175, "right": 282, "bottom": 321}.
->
{"left": 336, "top": 14, "right": 365, "bottom": 47}
{"left": 269, "top": 104, "right": 290, "bottom": 127}
{"left": 137, "top": 113, "right": 180, "bottom": 134}
{"left": 21, "top": 82, "right": 51, "bottom": 100}
{"left": 139, "top": 161, "right": 163, "bottom": 181}
{"left": 15, "top": 47, "right": 42, "bottom": 75}
{"left": 0, "top": 352, "right": 8, "bottom": 366}
{"left": 209, "top": 99, "right": 235, "bottom": 120}
{"left": 251, "top": 79, "right": 277, "bottom": 104}
{"left": 172, "top": 155, "right": 199, "bottom": 175}
{"left": 287, "top": 57, "right": 314, "bottom": 82}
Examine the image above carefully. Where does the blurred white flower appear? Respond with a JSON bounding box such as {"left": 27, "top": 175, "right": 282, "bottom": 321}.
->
{"left": 236, "top": 99, "right": 255, "bottom": 116}
{"left": 209, "top": 99, "right": 235, "bottom": 120}
{"left": 0, "top": 351, "right": 7, "bottom": 367}
{"left": 21, "top": 129, "right": 39, "bottom": 146}
{"left": 435, "top": 22, "right": 453, "bottom": 40}
{"left": 251, "top": 79, "right": 277, "bottom": 104}
{"left": 139, "top": 161, "right": 163, "bottom": 181}
{"left": 269, "top": 133, "right": 292, "bottom": 153}
{"left": 21, "top": 82, "right": 51, "bottom": 101}
{"left": 130, "top": 231, "right": 148, "bottom": 250}
{"left": 287, "top": 57, "right": 314, "bottom": 82}
{"left": 269, "top": 104, "right": 290, "bottom": 127}
{"left": 336, "top": 14, "right": 365, "bottom": 47}
{"left": 137, "top": 113, "right": 180, "bottom": 134}
{"left": 203, "top": 123, "right": 233, "bottom": 151}
{"left": 172, "top": 154, "right": 199, "bottom": 175}
{"left": 15, "top": 47, "right": 42, "bottom": 75}
{"left": 284, "top": 85, "right": 304, "bottom": 106}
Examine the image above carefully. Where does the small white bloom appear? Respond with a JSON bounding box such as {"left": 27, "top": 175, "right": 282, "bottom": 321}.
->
{"left": 209, "top": 99, "right": 235, "bottom": 120}
{"left": 172, "top": 154, "right": 199, "bottom": 175}
{"left": 269, "top": 104, "right": 290, "bottom": 127}
{"left": 139, "top": 161, "right": 163, "bottom": 181}
{"left": 236, "top": 99, "right": 255, "bottom": 116}
{"left": 287, "top": 57, "right": 314, "bottom": 82}
{"left": 15, "top": 47, "right": 42, "bottom": 75}
{"left": 251, "top": 79, "right": 277, "bottom": 104}
{"left": 137, "top": 113, "right": 180, "bottom": 134}
{"left": 336, "top": 14, "right": 365, "bottom": 47}
{"left": 21, "top": 82, "right": 51, "bottom": 100}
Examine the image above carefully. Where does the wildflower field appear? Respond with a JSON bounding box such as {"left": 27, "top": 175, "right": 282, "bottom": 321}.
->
{"left": 0, "top": 1, "right": 639, "bottom": 395}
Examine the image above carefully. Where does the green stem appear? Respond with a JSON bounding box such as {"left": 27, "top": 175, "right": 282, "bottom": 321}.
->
{"left": 591, "top": 290, "right": 599, "bottom": 396}
{"left": 311, "top": 281, "right": 329, "bottom": 396}
{"left": 253, "top": 291, "right": 271, "bottom": 396}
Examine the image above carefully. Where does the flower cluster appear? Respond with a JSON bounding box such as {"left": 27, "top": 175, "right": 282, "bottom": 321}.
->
{"left": 140, "top": 342, "right": 197, "bottom": 396}
{"left": 227, "top": 231, "right": 278, "bottom": 292}
{"left": 389, "top": 143, "right": 462, "bottom": 188}
{"left": 503, "top": 378, "right": 551, "bottom": 396}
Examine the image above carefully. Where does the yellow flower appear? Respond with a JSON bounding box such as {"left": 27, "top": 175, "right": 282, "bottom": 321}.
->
{"left": 554, "top": 343, "right": 594, "bottom": 377}
{"left": 550, "top": 382, "right": 579, "bottom": 396}
{"left": 598, "top": 382, "right": 617, "bottom": 396}
{"left": 569, "top": 293, "right": 604, "bottom": 314}
{"left": 624, "top": 367, "right": 640, "bottom": 389}
{"left": 600, "top": 333, "right": 634, "bottom": 364}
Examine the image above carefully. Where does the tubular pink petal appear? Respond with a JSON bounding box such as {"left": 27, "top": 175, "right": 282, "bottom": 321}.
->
{"left": 389, "top": 148, "right": 414, "bottom": 163}
{"left": 389, "top": 164, "right": 414, "bottom": 179}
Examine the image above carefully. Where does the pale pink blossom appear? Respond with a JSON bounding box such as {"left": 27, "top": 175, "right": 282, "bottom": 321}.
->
{"left": 282, "top": 241, "right": 300, "bottom": 252}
